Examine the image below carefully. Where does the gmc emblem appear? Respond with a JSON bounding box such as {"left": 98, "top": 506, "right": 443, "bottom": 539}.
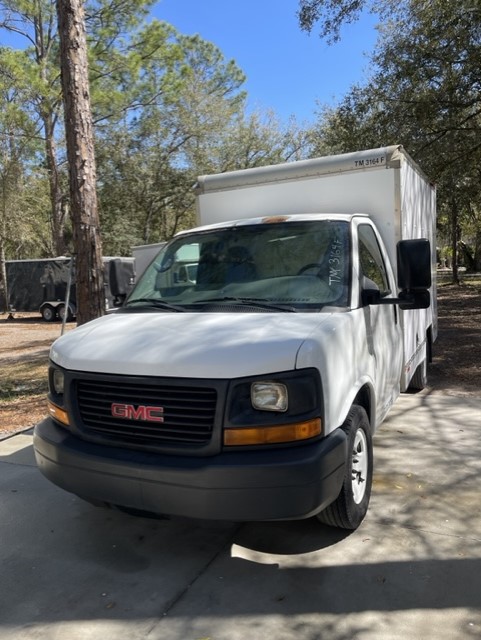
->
{"left": 111, "top": 403, "right": 164, "bottom": 423}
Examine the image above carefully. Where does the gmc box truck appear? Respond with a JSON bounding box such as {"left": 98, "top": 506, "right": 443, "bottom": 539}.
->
{"left": 34, "top": 145, "right": 436, "bottom": 530}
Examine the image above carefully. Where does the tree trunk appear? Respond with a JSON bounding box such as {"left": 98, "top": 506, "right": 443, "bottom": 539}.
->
{"left": 474, "top": 228, "right": 481, "bottom": 273}
{"left": 44, "top": 113, "right": 68, "bottom": 256}
{"left": 0, "top": 239, "right": 7, "bottom": 312}
{"left": 56, "top": 0, "right": 104, "bottom": 325}
{"left": 449, "top": 178, "right": 460, "bottom": 285}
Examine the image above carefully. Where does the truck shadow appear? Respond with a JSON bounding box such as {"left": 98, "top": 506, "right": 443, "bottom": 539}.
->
{"left": 1, "top": 481, "right": 480, "bottom": 636}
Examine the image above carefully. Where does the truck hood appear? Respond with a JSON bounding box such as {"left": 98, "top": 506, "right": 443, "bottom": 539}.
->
{"left": 50, "top": 311, "right": 332, "bottom": 378}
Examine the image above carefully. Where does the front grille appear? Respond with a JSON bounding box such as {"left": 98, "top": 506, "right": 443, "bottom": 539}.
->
{"left": 76, "top": 379, "right": 217, "bottom": 447}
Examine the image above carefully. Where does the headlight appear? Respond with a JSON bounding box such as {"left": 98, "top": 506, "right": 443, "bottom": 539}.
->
{"left": 251, "top": 382, "right": 288, "bottom": 412}
{"left": 52, "top": 369, "right": 64, "bottom": 395}
{"left": 47, "top": 366, "right": 70, "bottom": 427}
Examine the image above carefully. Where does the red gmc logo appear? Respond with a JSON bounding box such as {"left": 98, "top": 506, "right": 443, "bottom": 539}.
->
{"left": 111, "top": 403, "right": 164, "bottom": 423}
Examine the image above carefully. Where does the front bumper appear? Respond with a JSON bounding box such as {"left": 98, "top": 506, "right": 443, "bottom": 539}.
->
{"left": 33, "top": 418, "right": 347, "bottom": 521}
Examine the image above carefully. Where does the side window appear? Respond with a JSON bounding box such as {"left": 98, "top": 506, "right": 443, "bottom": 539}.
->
{"left": 358, "top": 224, "right": 390, "bottom": 295}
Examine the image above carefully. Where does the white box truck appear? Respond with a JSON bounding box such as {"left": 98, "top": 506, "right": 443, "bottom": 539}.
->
{"left": 34, "top": 145, "right": 436, "bottom": 530}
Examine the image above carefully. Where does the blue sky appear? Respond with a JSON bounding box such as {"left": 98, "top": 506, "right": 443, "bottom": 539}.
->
{"left": 154, "top": 0, "right": 379, "bottom": 123}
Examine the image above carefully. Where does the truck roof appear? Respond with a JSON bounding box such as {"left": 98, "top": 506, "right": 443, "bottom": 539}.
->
{"left": 176, "top": 213, "right": 368, "bottom": 236}
{"left": 194, "top": 145, "right": 429, "bottom": 194}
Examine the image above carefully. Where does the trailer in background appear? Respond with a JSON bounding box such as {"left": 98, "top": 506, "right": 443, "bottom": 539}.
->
{"left": 132, "top": 243, "right": 165, "bottom": 279}
{"left": 4, "top": 256, "right": 135, "bottom": 321}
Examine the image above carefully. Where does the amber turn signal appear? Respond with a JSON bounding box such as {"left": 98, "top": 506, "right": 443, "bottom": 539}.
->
{"left": 224, "top": 418, "right": 321, "bottom": 446}
{"left": 47, "top": 400, "right": 70, "bottom": 427}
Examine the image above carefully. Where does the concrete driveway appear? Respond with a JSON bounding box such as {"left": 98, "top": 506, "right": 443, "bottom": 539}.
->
{"left": 1, "top": 392, "right": 481, "bottom": 640}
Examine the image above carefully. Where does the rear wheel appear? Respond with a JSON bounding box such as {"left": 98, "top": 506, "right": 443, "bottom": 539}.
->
{"left": 317, "top": 405, "right": 373, "bottom": 530}
{"left": 58, "top": 304, "right": 73, "bottom": 322}
{"left": 408, "top": 340, "right": 428, "bottom": 391}
{"left": 409, "top": 357, "right": 427, "bottom": 391}
{"left": 41, "top": 304, "right": 56, "bottom": 322}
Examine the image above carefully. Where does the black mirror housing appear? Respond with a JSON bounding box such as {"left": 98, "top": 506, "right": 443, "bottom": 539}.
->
{"left": 397, "top": 239, "right": 432, "bottom": 290}
{"left": 109, "top": 259, "right": 128, "bottom": 298}
{"left": 361, "top": 242, "right": 432, "bottom": 310}
{"left": 398, "top": 289, "right": 431, "bottom": 310}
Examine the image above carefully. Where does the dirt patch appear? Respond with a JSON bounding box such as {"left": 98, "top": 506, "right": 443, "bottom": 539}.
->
{"left": 428, "top": 283, "right": 481, "bottom": 396}
{"left": 0, "top": 315, "right": 74, "bottom": 438}
{"left": 1, "top": 283, "right": 480, "bottom": 439}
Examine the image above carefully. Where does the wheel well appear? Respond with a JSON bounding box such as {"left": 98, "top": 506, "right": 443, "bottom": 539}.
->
{"left": 352, "top": 385, "right": 373, "bottom": 429}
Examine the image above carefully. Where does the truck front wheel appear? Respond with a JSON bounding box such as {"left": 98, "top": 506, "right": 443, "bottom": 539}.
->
{"left": 317, "top": 405, "right": 373, "bottom": 530}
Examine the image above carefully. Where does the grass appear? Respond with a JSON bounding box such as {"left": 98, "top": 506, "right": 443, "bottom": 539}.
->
{"left": 437, "top": 273, "right": 481, "bottom": 287}
{"left": 0, "top": 355, "right": 48, "bottom": 403}
{"left": 0, "top": 354, "right": 50, "bottom": 434}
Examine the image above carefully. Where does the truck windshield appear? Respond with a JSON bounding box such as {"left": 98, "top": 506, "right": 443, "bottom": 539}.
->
{"left": 126, "top": 220, "right": 350, "bottom": 312}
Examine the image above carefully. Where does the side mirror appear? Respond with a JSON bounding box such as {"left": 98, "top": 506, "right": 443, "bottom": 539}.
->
{"left": 397, "top": 239, "right": 431, "bottom": 310}
{"left": 397, "top": 239, "right": 431, "bottom": 290}
{"left": 398, "top": 289, "right": 431, "bottom": 310}
{"left": 109, "top": 259, "right": 127, "bottom": 297}
{"left": 361, "top": 241, "right": 432, "bottom": 310}
{"left": 109, "top": 259, "right": 128, "bottom": 305}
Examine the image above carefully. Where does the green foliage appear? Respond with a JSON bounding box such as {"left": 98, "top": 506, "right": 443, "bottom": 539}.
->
{"left": 93, "top": 21, "right": 250, "bottom": 252}
{"left": 1, "top": 2, "right": 312, "bottom": 262}
{"left": 298, "top": 0, "right": 367, "bottom": 42}
{"left": 306, "top": 0, "right": 481, "bottom": 273}
{"left": 94, "top": 21, "right": 311, "bottom": 254}
{"left": 0, "top": 44, "right": 52, "bottom": 262}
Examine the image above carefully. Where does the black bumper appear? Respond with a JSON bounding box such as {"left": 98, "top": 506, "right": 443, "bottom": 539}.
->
{"left": 33, "top": 418, "right": 347, "bottom": 521}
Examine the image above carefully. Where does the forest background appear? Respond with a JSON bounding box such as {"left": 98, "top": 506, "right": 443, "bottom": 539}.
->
{"left": 1, "top": 0, "right": 480, "bottom": 309}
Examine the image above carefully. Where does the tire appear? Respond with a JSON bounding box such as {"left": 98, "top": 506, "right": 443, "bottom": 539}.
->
{"left": 317, "top": 405, "right": 373, "bottom": 530}
{"left": 58, "top": 304, "right": 73, "bottom": 322}
{"left": 41, "top": 304, "right": 57, "bottom": 322}
{"left": 408, "top": 340, "right": 428, "bottom": 391}
{"left": 409, "top": 357, "right": 427, "bottom": 391}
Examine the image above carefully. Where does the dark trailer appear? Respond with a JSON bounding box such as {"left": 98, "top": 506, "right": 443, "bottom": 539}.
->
{"left": 4, "top": 257, "right": 135, "bottom": 321}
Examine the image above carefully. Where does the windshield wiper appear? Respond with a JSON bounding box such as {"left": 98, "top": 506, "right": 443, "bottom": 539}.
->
{"left": 124, "top": 298, "right": 186, "bottom": 312}
{"left": 193, "top": 296, "right": 297, "bottom": 313}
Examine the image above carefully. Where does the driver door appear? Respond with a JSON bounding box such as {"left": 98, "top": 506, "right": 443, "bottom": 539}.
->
{"left": 357, "top": 223, "right": 403, "bottom": 423}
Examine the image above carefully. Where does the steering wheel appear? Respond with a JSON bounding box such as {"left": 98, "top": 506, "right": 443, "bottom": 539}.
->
{"left": 297, "top": 263, "right": 323, "bottom": 277}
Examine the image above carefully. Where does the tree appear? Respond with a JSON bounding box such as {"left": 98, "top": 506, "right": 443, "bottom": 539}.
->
{"left": 0, "top": 0, "right": 159, "bottom": 257}
{"left": 96, "top": 87, "right": 312, "bottom": 254}
{"left": 203, "top": 110, "right": 312, "bottom": 174}
{"left": 1, "top": 2, "right": 313, "bottom": 268}
{"left": 302, "top": 0, "right": 481, "bottom": 280}
{"left": 0, "top": 47, "right": 53, "bottom": 309}
{"left": 95, "top": 26, "right": 248, "bottom": 251}
{"left": 56, "top": 0, "right": 104, "bottom": 324}
{"left": 298, "top": 0, "right": 376, "bottom": 42}
{"left": 0, "top": 0, "right": 70, "bottom": 255}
